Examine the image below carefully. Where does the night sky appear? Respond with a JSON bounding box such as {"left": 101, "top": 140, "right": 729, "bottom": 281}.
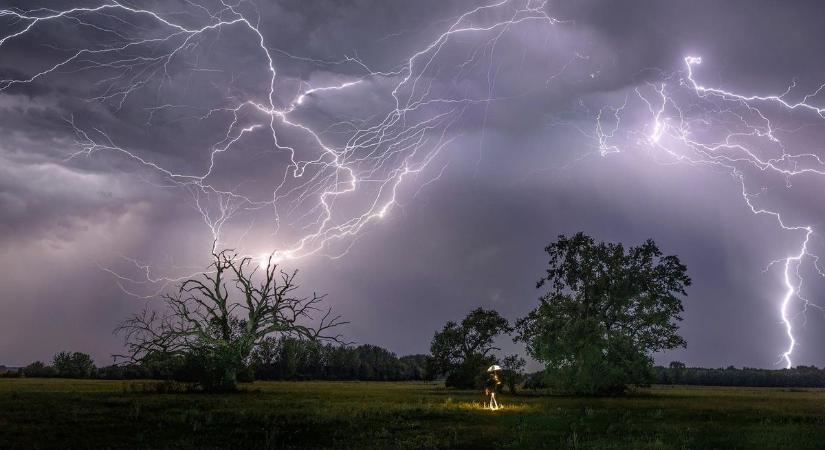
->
{"left": 3, "top": 0, "right": 825, "bottom": 370}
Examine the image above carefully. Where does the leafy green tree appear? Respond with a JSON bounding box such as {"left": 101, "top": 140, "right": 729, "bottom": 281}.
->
{"left": 249, "top": 338, "right": 425, "bottom": 381}
{"left": 355, "top": 345, "right": 402, "bottom": 380}
{"left": 667, "top": 361, "right": 686, "bottom": 384}
{"left": 52, "top": 351, "right": 95, "bottom": 378}
{"left": 430, "top": 307, "right": 511, "bottom": 388}
{"left": 501, "top": 354, "right": 526, "bottom": 394}
{"left": 399, "top": 354, "right": 433, "bottom": 380}
{"left": 22, "top": 361, "right": 56, "bottom": 378}
{"left": 516, "top": 233, "right": 690, "bottom": 395}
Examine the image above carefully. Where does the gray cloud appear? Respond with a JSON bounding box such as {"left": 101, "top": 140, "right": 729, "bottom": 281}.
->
{"left": 2, "top": 0, "right": 825, "bottom": 370}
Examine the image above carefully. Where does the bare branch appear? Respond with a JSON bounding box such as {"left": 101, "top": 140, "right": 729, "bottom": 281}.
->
{"left": 116, "top": 249, "right": 347, "bottom": 380}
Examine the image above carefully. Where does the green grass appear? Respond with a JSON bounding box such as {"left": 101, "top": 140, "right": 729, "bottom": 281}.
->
{"left": 3, "top": 379, "right": 825, "bottom": 449}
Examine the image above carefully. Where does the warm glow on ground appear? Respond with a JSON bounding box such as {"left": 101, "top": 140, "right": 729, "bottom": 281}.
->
{"left": 451, "top": 401, "right": 530, "bottom": 413}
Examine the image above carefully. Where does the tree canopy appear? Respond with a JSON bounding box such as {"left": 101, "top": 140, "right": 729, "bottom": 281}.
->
{"left": 52, "top": 352, "right": 95, "bottom": 379}
{"left": 516, "top": 232, "right": 690, "bottom": 394}
{"left": 430, "top": 307, "right": 511, "bottom": 388}
{"left": 117, "top": 250, "right": 345, "bottom": 392}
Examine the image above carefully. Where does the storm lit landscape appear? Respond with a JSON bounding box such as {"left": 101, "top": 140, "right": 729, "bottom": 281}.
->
{"left": 4, "top": 1, "right": 825, "bottom": 448}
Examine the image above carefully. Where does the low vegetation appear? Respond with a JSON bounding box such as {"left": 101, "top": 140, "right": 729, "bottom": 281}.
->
{"left": 3, "top": 379, "right": 825, "bottom": 449}
{"left": 9, "top": 342, "right": 432, "bottom": 383}
{"left": 652, "top": 362, "right": 825, "bottom": 388}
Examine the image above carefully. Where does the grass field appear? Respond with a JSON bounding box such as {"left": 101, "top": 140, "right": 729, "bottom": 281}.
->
{"left": 3, "top": 379, "right": 825, "bottom": 449}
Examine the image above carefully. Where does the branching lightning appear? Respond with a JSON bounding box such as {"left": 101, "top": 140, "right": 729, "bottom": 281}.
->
{"left": 2, "top": 1, "right": 823, "bottom": 366}
{"left": 1, "top": 0, "right": 559, "bottom": 260}
{"left": 595, "top": 56, "right": 825, "bottom": 368}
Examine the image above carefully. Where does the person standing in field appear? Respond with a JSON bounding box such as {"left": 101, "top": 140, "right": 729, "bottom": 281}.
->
{"left": 484, "top": 365, "right": 502, "bottom": 410}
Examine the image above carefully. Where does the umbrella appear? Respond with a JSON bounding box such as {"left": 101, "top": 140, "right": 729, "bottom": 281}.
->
{"left": 487, "top": 365, "right": 502, "bottom": 372}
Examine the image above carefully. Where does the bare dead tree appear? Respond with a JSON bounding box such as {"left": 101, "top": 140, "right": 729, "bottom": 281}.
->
{"left": 116, "top": 250, "right": 346, "bottom": 391}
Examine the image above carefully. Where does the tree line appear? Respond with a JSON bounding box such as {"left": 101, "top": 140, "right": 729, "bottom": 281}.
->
{"left": 15, "top": 233, "right": 793, "bottom": 396}
{"left": 5, "top": 341, "right": 432, "bottom": 382}
{"left": 4, "top": 233, "right": 693, "bottom": 395}
{"left": 651, "top": 362, "right": 825, "bottom": 388}
{"left": 250, "top": 338, "right": 431, "bottom": 381}
{"left": 11, "top": 349, "right": 825, "bottom": 390}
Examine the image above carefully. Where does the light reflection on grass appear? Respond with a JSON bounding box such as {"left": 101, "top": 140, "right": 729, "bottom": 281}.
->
{"left": 6, "top": 380, "right": 825, "bottom": 448}
{"left": 450, "top": 400, "right": 531, "bottom": 412}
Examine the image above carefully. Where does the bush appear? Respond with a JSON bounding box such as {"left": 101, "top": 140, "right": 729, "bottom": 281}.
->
{"left": 124, "top": 380, "right": 193, "bottom": 394}
{"left": 444, "top": 355, "right": 492, "bottom": 389}
{"left": 399, "top": 354, "right": 434, "bottom": 381}
{"left": 180, "top": 349, "right": 243, "bottom": 392}
{"left": 542, "top": 335, "right": 653, "bottom": 395}
{"left": 53, "top": 352, "right": 95, "bottom": 378}
{"left": 522, "top": 371, "right": 549, "bottom": 390}
{"left": 236, "top": 365, "right": 255, "bottom": 383}
{"left": 97, "top": 364, "right": 126, "bottom": 380}
{"left": 23, "top": 361, "right": 57, "bottom": 378}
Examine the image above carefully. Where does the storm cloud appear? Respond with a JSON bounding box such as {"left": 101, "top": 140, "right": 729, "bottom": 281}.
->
{"left": 3, "top": 0, "right": 825, "bottom": 370}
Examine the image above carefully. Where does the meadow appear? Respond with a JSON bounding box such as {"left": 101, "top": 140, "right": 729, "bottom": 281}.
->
{"left": 2, "top": 379, "right": 825, "bottom": 449}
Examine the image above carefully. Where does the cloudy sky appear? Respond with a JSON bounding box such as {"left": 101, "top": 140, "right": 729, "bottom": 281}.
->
{"left": 3, "top": 0, "right": 825, "bottom": 369}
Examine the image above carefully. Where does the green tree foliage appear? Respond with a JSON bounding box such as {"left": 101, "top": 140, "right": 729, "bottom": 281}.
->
{"left": 430, "top": 307, "right": 512, "bottom": 389}
{"left": 516, "top": 233, "right": 690, "bottom": 395}
{"left": 652, "top": 364, "right": 825, "bottom": 387}
{"left": 399, "top": 354, "right": 433, "bottom": 381}
{"left": 52, "top": 352, "right": 95, "bottom": 378}
{"left": 501, "top": 354, "right": 526, "bottom": 394}
{"left": 249, "top": 337, "right": 432, "bottom": 381}
{"left": 21, "top": 341, "right": 431, "bottom": 382}
{"left": 22, "top": 361, "right": 56, "bottom": 378}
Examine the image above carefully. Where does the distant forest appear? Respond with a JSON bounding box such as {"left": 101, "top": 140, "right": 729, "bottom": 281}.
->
{"left": 650, "top": 362, "right": 825, "bottom": 388}
{"left": 522, "top": 363, "right": 825, "bottom": 389}
{"left": 2, "top": 338, "right": 432, "bottom": 383}
{"left": 5, "top": 341, "right": 825, "bottom": 389}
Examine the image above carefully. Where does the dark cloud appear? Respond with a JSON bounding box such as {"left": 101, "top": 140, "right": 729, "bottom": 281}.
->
{"left": 2, "top": 0, "right": 825, "bottom": 370}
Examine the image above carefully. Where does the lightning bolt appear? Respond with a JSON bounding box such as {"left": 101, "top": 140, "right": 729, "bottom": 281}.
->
{"left": 1, "top": 0, "right": 561, "bottom": 263}
{"left": 595, "top": 56, "right": 825, "bottom": 368}
{"left": 2, "top": 1, "right": 822, "bottom": 367}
